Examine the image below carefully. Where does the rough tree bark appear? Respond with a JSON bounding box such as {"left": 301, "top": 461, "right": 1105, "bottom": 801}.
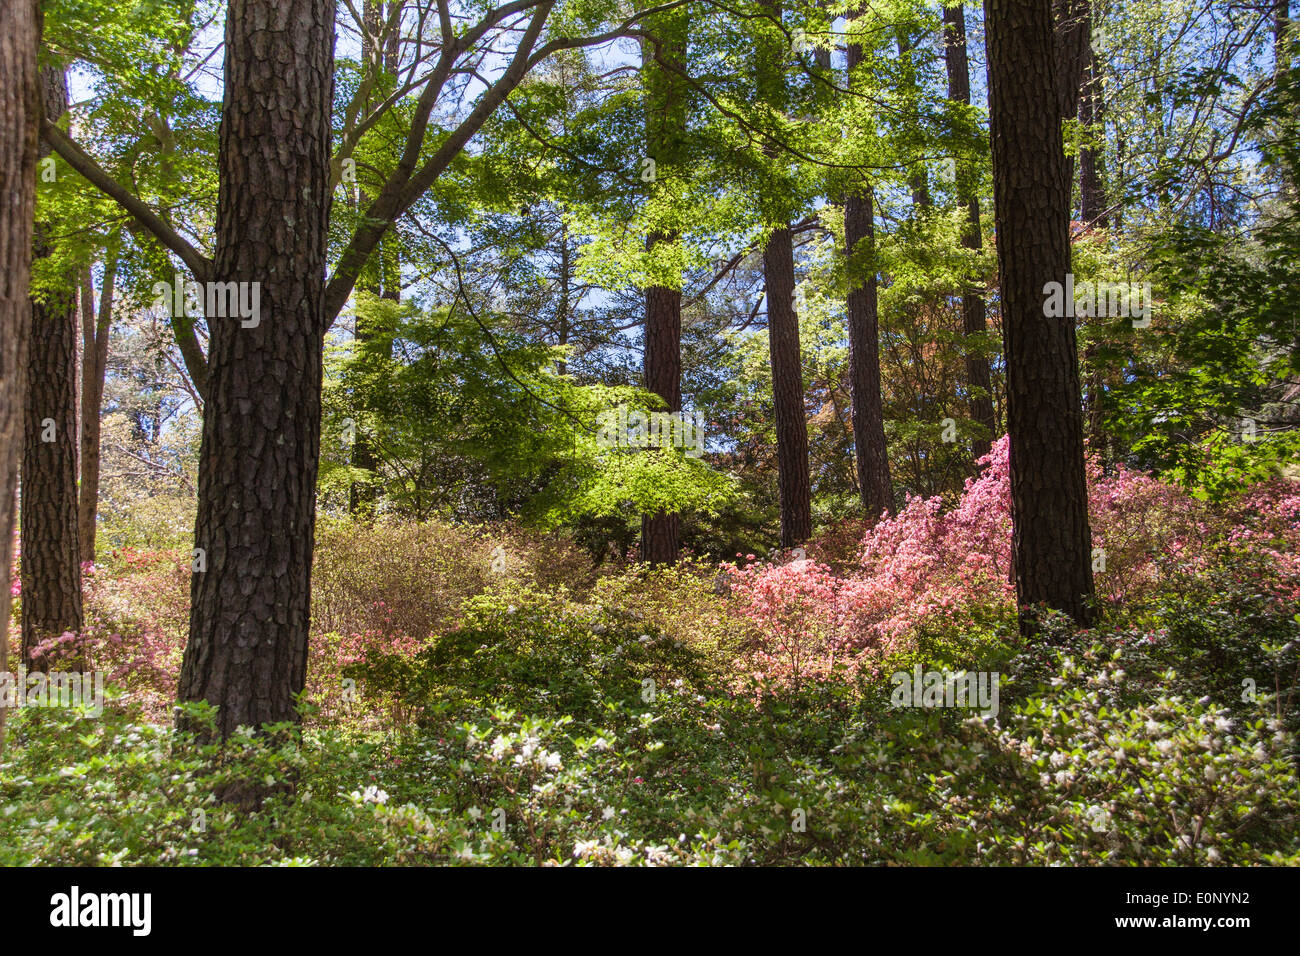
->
{"left": 0, "top": 0, "right": 40, "bottom": 752}
{"left": 845, "top": 22, "right": 894, "bottom": 519}
{"left": 78, "top": 248, "right": 116, "bottom": 564}
{"left": 176, "top": 0, "right": 334, "bottom": 738}
{"left": 21, "top": 65, "right": 83, "bottom": 669}
{"left": 44, "top": 0, "right": 563, "bottom": 744}
{"left": 639, "top": 8, "right": 688, "bottom": 565}
{"left": 985, "top": 0, "right": 1096, "bottom": 631}
{"left": 943, "top": 1, "right": 996, "bottom": 462}
{"left": 1078, "top": 48, "right": 1109, "bottom": 228}
{"left": 759, "top": 0, "right": 812, "bottom": 547}
{"left": 764, "top": 225, "right": 813, "bottom": 546}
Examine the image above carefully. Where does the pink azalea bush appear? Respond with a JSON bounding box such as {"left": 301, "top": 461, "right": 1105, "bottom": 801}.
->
{"left": 727, "top": 436, "right": 1300, "bottom": 687}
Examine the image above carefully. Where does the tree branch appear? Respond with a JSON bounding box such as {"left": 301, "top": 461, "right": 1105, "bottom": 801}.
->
{"left": 42, "top": 118, "right": 213, "bottom": 284}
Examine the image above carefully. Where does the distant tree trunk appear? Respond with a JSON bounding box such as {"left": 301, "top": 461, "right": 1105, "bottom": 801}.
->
{"left": 764, "top": 226, "right": 813, "bottom": 545}
{"left": 1078, "top": 50, "right": 1108, "bottom": 228}
{"left": 21, "top": 65, "right": 83, "bottom": 669}
{"left": 985, "top": 0, "right": 1096, "bottom": 631}
{"left": 348, "top": 0, "right": 386, "bottom": 517}
{"left": 896, "top": 30, "right": 932, "bottom": 211}
{"left": 845, "top": 27, "right": 893, "bottom": 519}
{"left": 759, "top": 0, "right": 812, "bottom": 547}
{"left": 1079, "top": 33, "right": 1110, "bottom": 458}
{"left": 641, "top": 277, "right": 682, "bottom": 564}
{"left": 177, "top": 0, "right": 334, "bottom": 739}
{"left": 556, "top": 223, "right": 570, "bottom": 377}
{"left": 1053, "top": 0, "right": 1090, "bottom": 192}
{"left": 78, "top": 249, "right": 116, "bottom": 564}
{"left": 639, "top": 9, "right": 688, "bottom": 565}
{"left": 0, "top": 0, "right": 40, "bottom": 753}
{"left": 1274, "top": 0, "right": 1294, "bottom": 198}
{"left": 943, "top": 2, "right": 996, "bottom": 461}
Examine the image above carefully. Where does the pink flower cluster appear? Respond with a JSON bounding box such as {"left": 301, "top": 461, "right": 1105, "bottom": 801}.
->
{"left": 727, "top": 437, "right": 1300, "bottom": 687}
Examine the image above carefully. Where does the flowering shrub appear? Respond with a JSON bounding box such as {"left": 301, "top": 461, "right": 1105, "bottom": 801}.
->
{"left": 727, "top": 437, "right": 1300, "bottom": 686}
{"left": 726, "top": 558, "right": 857, "bottom": 687}
{"left": 4, "top": 450, "right": 1296, "bottom": 866}
{"left": 4, "top": 615, "right": 1296, "bottom": 866}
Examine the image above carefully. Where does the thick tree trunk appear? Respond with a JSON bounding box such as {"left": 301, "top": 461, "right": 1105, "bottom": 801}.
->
{"left": 845, "top": 31, "right": 894, "bottom": 519}
{"left": 78, "top": 253, "right": 115, "bottom": 564}
{"left": 943, "top": 2, "right": 996, "bottom": 462}
{"left": 639, "top": 10, "right": 688, "bottom": 565}
{"left": 21, "top": 65, "right": 83, "bottom": 669}
{"left": 764, "top": 226, "right": 812, "bottom": 545}
{"left": 0, "top": 0, "right": 40, "bottom": 752}
{"left": 177, "top": 0, "right": 334, "bottom": 739}
{"left": 985, "top": 0, "right": 1096, "bottom": 631}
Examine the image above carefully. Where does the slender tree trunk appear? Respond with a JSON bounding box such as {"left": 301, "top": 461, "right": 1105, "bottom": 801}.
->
{"left": 759, "top": 0, "right": 812, "bottom": 546}
{"left": 943, "top": 1, "right": 996, "bottom": 461}
{"left": 639, "top": 10, "right": 688, "bottom": 565}
{"left": 896, "top": 31, "right": 932, "bottom": 211}
{"left": 1079, "top": 34, "right": 1110, "bottom": 459}
{"left": 557, "top": 222, "right": 570, "bottom": 377}
{"left": 641, "top": 278, "right": 682, "bottom": 564}
{"left": 78, "top": 250, "right": 116, "bottom": 564}
{"left": 21, "top": 65, "right": 83, "bottom": 669}
{"left": 764, "top": 226, "right": 812, "bottom": 545}
{"left": 1053, "top": 0, "right": 1090, "bottom": 195}
{"left": 845, "top": 27, "right": 893, "bottom": 519}
{"left": 1274, "top": 0, "right": 1294, "bottom": 199}
{"left": 1078, "top": 48, "right": 1108, "bottom": 228}
{"left": 348, "top": 0, "right": 386, "bottom": 517}
{"left": 0, "top": 0, "right": 40, "bottom": 753}
{"left": 177, "top": 0, "right": 334, "bottom": 739}
{"left": 985, "top": 0, "right": 1096, "bottom": 631}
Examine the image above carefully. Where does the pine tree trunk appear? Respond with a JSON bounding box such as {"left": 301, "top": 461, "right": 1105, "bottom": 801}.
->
{"left": 1079, "top": 37, "right": 1110, "bottom": 459}
{"left": 1078, "top": 50, "right": 1108, "bottom": 228}
{"left": 21, "top": 65, "right": 83, "bottom": 669}
{"left": 759, "top": 0, "right": 812, "bottom": 547}
{"left": 943, "top": 2, "right": 996, "bottom": 462}
{"left": 0, "top": 0, "right": 40, "bottom": 752}
{"left": 641, "top": 277, "right": 682, "bottom": 564}
{"left": 348, "top": 0, "right": 386, "bottom": 517}
{"left": 764, "top": 226, "right": 812, "bottom": 545}
{"left": 177, "top": 0, "right": 334, "bottom": 738}
{"left": 78, "top": 253, "right": 115, "bottom": 564}
{"left": 845, "top": 30, "right": 893, "bottom": 519}
{"left": 1053, "top": 0, "right": 1090, "bottom": 193}
{"left": 639, "top": 10, "right": 688, "bottom": 565}
{"left": 985, "top": 0, "right": 1096, "bottom": 631}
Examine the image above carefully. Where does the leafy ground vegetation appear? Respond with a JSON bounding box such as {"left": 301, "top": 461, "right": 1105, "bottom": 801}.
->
{"left": 4, "top": 440, "right": 1297, "bottom": 866}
